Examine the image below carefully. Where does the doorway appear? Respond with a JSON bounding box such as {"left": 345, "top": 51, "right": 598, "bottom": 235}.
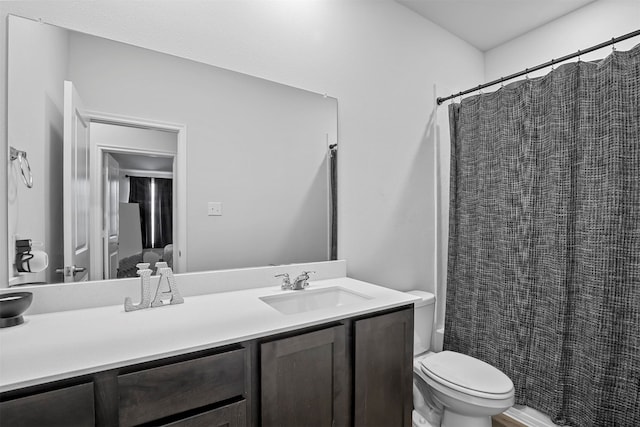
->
{"left": 104, "top": 151, "right": 174, "bottom": 279}
{"left": 87, "top": 115, "right": 186, "bottom": 281}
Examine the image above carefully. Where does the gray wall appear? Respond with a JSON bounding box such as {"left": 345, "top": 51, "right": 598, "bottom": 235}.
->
{"left": 67, "top": 30, "right": 335, "bottom": 272}
{"left": 7, "top": 16, "right": 67, "bottom": 284}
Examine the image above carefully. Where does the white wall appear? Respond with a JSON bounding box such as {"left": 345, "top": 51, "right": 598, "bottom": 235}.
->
{"left": 6, "top": 16, "right": 68, "bottom": 285}
{"left": 0, "top": 0, "right": 485, "bottom": 295}
{"left": 485, "top": 0, "right": 640, "bottom": 83}
{"left": 90, "top": 123, "right": 177, "bottom": 154}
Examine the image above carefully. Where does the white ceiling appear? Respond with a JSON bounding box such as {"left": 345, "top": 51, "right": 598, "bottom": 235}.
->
{"left": 395, "top": 0, "right": 597, "bottom": 51}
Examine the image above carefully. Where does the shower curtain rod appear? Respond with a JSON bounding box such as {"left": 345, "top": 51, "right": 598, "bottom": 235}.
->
{"left": 436, "top": 28, "right": 640, "bottom": 105}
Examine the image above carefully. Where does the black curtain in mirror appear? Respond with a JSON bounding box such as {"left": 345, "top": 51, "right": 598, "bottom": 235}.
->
{"left": 154, "top": 178, "right": 173, "bottom": 248}
{"left": 128, "top": 176, "right": 173, "bottom": 249}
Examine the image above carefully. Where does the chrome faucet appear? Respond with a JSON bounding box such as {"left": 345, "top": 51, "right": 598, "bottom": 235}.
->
{"left": 276, "top": 271, "right": 315, "bottom": 290}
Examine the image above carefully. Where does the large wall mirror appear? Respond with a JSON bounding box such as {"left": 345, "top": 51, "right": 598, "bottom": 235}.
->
{"left": 6, "top": 15, "right": 338, "bottom": 288}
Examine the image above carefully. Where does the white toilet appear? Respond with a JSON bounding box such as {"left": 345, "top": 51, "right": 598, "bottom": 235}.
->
{"left": 408, "top": 291, "right": 515, "bottom": 427}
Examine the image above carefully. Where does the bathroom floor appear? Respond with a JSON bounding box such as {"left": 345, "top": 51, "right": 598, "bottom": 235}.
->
{"left": 492, "top": 414, "right": 529, "bottom": 427}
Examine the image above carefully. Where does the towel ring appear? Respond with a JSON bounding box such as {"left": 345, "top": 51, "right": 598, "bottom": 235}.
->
{"left": 10, "top": 146, "right": 33, "bottom": 188}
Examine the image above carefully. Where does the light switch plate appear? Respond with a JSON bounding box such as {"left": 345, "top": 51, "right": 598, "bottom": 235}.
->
{"left": 207, "top": 202, "right": 222, "bottom": 216}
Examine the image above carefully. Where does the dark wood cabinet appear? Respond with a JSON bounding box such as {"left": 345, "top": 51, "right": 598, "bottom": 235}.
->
{"left": 261, "top": 325, "right": 349, "bottom": 427}
{"left": 258, "top": 306, "right": 413, "bottom": 427}
{"left": 354, "top": 307, "right": 414, "bottom": 427}
{"left": 0, "top": 382, "right": 94, "bottom": 427}
{"left": 0, "top": 304, "right": 413, "bottom": 427}
{"left": 0, "top": 347, "right": 249, "bottom": 427}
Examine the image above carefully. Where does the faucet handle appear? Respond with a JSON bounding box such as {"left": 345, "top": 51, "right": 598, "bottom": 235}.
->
{"left": 275, "top": 273, "right": 291, "bottom": 290}
{"left": 297, "top": 271, "right": 316, "bottom": 288}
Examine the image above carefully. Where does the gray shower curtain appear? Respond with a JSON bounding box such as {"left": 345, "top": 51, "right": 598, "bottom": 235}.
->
{"left": 444, "top": 44, "right": 640, "bottom": 426}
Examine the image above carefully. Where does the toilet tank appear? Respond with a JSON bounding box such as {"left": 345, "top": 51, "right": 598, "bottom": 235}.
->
{"left": 407, "top": 290, "right": 435, "bottom": 356}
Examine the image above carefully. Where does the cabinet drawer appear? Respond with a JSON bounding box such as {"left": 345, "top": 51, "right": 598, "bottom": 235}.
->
{"left": 118, "top": 348, "right": 246, "bottom": 426}
{"left": 163, "top": 400, "right": 246, "bottom": 427}
{"left": 0, "top": 382, "right": 94, "bottom": 427}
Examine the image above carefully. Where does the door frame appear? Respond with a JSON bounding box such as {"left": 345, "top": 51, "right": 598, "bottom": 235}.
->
{"left": 87, "top": 111, "right": 187, "bottom": 280}
{"left": 102, "top": 152, "right": 120, "bottom": 280}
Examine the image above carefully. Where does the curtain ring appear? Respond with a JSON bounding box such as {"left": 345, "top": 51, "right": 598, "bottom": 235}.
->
{"left": 500, "top": 78, "right": 504, "bottom": 88}
{"left": 551, "top": 59, "right": 555, "bottom": 71}
{"left": 612, "top": 37, "right": 616, "bottom": 51}
{"left": 525, "top": 68, "right": 529, "bottom": 80}
{"left": 577, "top": 49, "right": 581, "bottom": 63}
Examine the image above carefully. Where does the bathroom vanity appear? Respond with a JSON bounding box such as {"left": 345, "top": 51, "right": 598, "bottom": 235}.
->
{"left": 0, "top": 275, "right": 418, "bottom": 426}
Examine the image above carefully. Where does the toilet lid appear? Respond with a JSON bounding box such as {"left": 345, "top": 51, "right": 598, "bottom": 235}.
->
{"left": 420, "top": 351, "right": 513, "bottom": 396}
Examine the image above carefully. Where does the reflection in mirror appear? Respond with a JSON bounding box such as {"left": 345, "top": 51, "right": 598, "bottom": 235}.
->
{"left": 6, "top": 15, "right": 338, "bottom": 288}
{"left": 92, "top": 123, "right": 178, "bottom": 281}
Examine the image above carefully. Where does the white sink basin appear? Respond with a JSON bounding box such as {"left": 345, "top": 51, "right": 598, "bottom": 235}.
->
{"left": 260, "top": 286, "right": 372, "bottom": 315}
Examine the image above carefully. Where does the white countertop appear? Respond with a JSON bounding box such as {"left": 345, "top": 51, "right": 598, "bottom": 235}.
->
{"left": 0, "top": 278, "right": 419, "bottom": 392}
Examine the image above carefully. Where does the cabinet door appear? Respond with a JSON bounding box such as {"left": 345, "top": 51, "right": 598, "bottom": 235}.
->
{"left": 261, "top": 325, "right": 348, "bottom": 427}
{"left": 0, "top": 382, "right": 94, "bottom": 427}
{"left": 354, "top": 307, "right": 414, "bottom": 427}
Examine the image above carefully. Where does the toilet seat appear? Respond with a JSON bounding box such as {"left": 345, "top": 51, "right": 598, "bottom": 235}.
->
{"left": 420, "top": 351, "right": 514, "bottom": 400}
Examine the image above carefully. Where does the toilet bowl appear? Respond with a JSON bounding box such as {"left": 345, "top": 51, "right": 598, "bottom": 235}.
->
{"left": 408, "top": 291, "right": 515, "bottom": 427}
{"left": 418, "top": 350, "right": 514, "bottom": 427}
